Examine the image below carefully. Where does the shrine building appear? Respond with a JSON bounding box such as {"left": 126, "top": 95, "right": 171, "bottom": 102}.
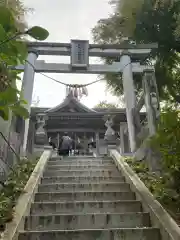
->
{"left": 29, "top": 94, "right": 146, "bottom": 155}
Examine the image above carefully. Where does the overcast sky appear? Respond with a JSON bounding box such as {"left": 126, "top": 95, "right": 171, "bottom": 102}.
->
{"left": 23, "top": 0, "right": 119, "bottom": 108}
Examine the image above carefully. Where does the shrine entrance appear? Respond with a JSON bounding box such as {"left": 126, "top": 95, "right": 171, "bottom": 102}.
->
{"left": 30, "top": 93, "right": 132, "bottom": 156}
{"left": 14, "top": 40, "right": 159, "bottom": 155}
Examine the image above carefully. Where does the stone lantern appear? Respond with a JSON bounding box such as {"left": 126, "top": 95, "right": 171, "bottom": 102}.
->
{"left": 103, "top": 115, "right": 116, "bottom": 143}
{"left": 35, "top": 114, "right": 48, "bottom": 145}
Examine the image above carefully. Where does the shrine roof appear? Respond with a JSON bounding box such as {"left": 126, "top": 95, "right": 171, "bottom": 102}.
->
{"left": 45, "top": 95, "right": 97, "bottom": 114}
{"left": 30, "top": 95, "right": 128, "bottom": 117}
{"left": 30, "top": 105, "right": 127, "bottom": 116}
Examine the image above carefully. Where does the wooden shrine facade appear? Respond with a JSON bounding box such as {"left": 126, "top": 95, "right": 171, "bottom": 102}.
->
{"left": 29, "top": 94, "right": 146, "bottom": 153}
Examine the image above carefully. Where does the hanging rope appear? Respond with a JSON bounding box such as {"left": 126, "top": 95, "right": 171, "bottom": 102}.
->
{"left": 25, "top": 60, "right": 111, "bottom": 99}
{"left": 25, "top": 60, "right": 102, "bottom": 88}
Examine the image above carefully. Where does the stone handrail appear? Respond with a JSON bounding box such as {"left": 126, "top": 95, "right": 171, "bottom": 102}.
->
{"left": 109, "top": 149, "right": 180, "bottom": 240}
{"left": 1, "top": 150, "right": 52, "bottom": 240}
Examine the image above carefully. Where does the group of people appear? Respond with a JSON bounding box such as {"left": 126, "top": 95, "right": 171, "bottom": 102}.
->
{"left": 48, "top": 133, "right": 96, "bottom": 157}
{"left": 49, "top": 133, "right": 72, "bottom": 156}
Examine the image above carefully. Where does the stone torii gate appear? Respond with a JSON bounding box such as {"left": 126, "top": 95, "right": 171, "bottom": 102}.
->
{"left": 14, "top": 40, "right": 158, "bottom": 154}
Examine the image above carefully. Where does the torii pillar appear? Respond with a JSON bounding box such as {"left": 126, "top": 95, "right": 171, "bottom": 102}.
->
{"left": 120, "top": 52, "right": 137, "bottom": 153}
{"left": 21, "top": 51, "right": 38, "bottom": 154}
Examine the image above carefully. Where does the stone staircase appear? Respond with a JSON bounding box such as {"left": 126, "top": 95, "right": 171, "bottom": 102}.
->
{"left": 18, "top": 156, "right": 161, "bottom": 240}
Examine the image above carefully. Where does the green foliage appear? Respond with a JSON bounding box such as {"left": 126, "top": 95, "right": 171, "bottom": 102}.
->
{"left": 0, "top": 6, "right": 49, "bottom": 121}
{"left": 125, "top": 157, "right": 166, "bottom": 198}
{"left": 0, "top": 0, "right": 31, "bottom": 32}
{"left": 0, "top": 6, "right": 28, "bottom": 120}
{"left": 150, "top": 105, "right": 180, "bottom": 192}
{"left": 94, "top": 100, "right": 118, "bottom": 109}
{"left": 26, "top": 26, "right": 49, "bottom": 41}
{"left": 92, "top": 0, "right": 180, "bottom": 104}
{"left": 0, "top": 157, "right": 38, "bottom": 231}
{"left": 124, "top": 146, "right": 180, "bottom": 224}
{"left": 0, "top": 86, "right": 29, "bottom": 120}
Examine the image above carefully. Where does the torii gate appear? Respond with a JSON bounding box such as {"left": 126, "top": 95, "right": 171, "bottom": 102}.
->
{"left": 14, "top": 40, "right": 158, "bottom": 154}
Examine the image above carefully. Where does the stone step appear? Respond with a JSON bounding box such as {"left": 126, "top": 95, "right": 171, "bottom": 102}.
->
{"left": 46, "top": 165, "right": 116, "bottom": 171}
{"left": 38, "top": 183, "right": 130, "bottom": 192}
{"left": 41, "top": 176, "right": 125, "bottom": 184}
{"left": 50, "top": 157, "right": 111, "bottom": 161}
{"left": 43, "top": 169, "right": 121, "bottom": 177}
{"left": 38, "top": 182, "right": 130, "bottom": 193}
{"left": 50, "top": 156, "right": 97, "bottom": 160}
{"left": 47, "top": 161, "right": 113, "bottom": 165}
{"left": 47, "top": 160, "right": 113, "bottom": 166}
{"left": 34, "top": 191, "right": 135, "bottom": 202}
{"left": 25, "top": 212, "right": 150, "bottom": 231}
{"left": 19, "top": 228, "right": 160, "bottom": 240}
{"left": 30, "top": 200, "right": 142, "bottom": 215}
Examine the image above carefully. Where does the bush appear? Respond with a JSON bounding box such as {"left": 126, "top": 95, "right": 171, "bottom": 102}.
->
{"left": 125, "top": 156, "right": 180, "bottom": 224}
{"left": 0, "top": 158, "right": 37, "bottom": 231}
{"left": 150, "top": 106, "right": 180, "bottom": 191}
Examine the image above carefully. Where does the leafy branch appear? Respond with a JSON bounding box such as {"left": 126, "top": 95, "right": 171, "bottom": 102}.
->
{"left": 92, "top": 0, "right": 180, "bottom": 104}
{"left": 0, "top": 6, "right": 49, "bottom": 121}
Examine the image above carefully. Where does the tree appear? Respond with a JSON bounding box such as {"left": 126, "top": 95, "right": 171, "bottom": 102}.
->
{"left": 0, "top": 0, "right": 32, "bottom": 32}
{"left": 92, "top": 0, "right": 180, "bottom": 104}
{"left": 0, "top": 5, "right": 49, "bottom": 121}
{"left": 94, "top": 100, "right": 118, "bottom": 109}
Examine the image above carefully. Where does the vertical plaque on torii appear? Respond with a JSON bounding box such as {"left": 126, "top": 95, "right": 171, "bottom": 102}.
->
{"left": 71, "top": 40, "right": 89, "bottom": 69}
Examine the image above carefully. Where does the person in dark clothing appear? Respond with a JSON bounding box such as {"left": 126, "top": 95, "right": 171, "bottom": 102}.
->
{"left": 48, "top": 137, "right": 56, "bottom": 150}
{"left": 58, "top": 133, "right": 72, "bottom": 156}
{"left": 88, "top": 141, "right": 96, "bottom": 148}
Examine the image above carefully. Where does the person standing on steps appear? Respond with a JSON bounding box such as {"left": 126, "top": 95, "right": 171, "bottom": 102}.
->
{"left": 58, "top": 132, "right": 72, "bottom": 157}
